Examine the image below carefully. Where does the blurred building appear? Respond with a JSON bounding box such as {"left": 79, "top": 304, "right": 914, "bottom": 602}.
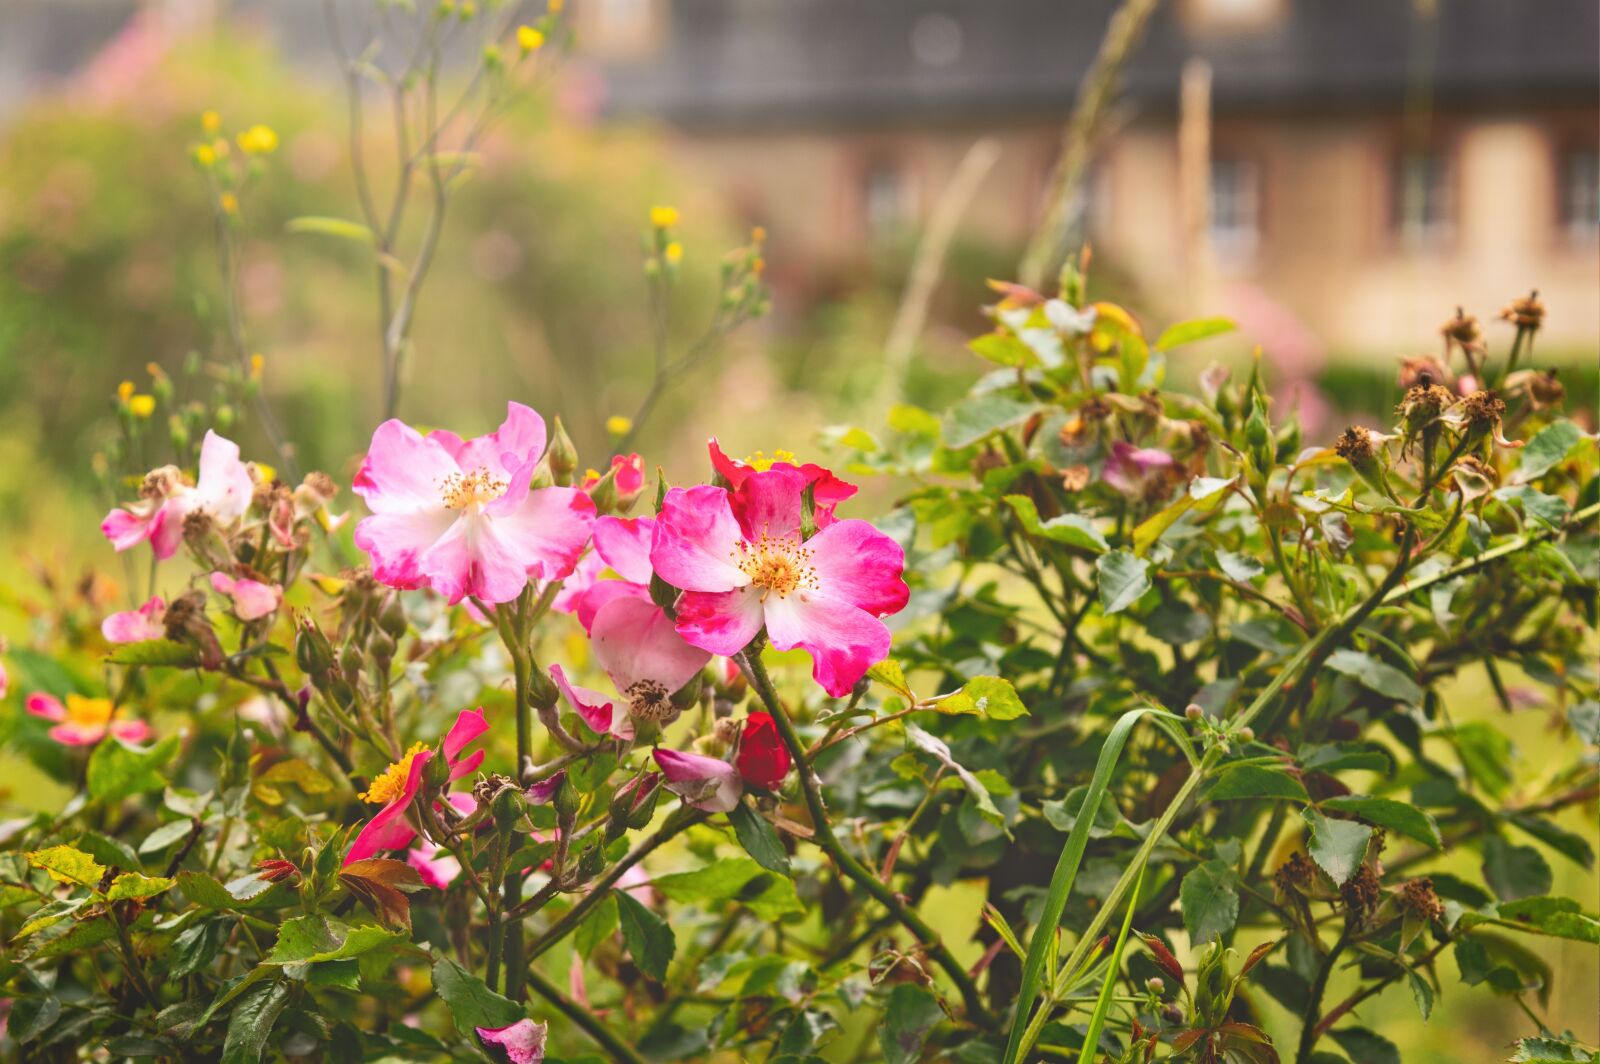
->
{"left": 590, "top": 0, "right": 1600, "bottom": 359}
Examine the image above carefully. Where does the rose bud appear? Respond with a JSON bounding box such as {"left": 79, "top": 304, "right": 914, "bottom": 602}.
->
{"left": 734, "top": 711, "right": 792, "bottom": 790}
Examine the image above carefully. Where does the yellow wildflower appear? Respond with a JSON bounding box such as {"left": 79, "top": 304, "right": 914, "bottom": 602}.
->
{"left": 128, "top": 395, "right": 156, "bottom": 418}
{"left": 517, "top": 25, "right": 545, "bottom": 51}
{"left": 237, "top": 125, "right": 279, "bottom": 155}
{"left": 548, "top": 0, "right": 564, "bottom": 12}
{"left": 219, "top": 192, "right": 239, "bottom": 214}
{"left": 194, "top": 143, "right": 216, "bottom": 167}
{"left": 117, "top": 381, "right": 135, "bottom": 403}
{"left": 249, "top": 353, "right": 265, "bottom": 380}
{"left": 650, "top": 205, "right": 679, "bottom": 228}
{"left": 664, "top": 241, "right": 684, "bottom": 265}
{"left": 201, "top": 110, "right": 222, "bottom": 134}
{"left": 605, "top": 415, "right": 633, "bottom": 436}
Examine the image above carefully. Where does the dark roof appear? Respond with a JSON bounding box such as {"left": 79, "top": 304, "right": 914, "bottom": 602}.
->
{"left": 596, "top": 0, "right": 1600, "bottom": 129}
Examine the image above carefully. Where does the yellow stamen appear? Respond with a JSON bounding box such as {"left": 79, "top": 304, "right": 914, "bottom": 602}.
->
{"left": 734, "top": 531, "right": 817, "bottom": 600}
{"left": 361, "top": 741, "right": 430, "bottom": 805}
{"left": 743, "top": 449, "right": 797, "bottom": 472}
{"left": 440, "top": 467, "right": 509, "bottom": 510}
{"left": 65, "top": 696, "right": 115, "bottom": 728}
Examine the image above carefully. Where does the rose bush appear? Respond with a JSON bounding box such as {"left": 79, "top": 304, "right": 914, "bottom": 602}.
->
{"left": 1, "top": 8, "right": 1597, "bottom": 1064}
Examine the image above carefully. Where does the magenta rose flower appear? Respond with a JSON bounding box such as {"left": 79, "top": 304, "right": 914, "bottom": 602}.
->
{"left": 210, "top": 572, "right": 283, "bottom": 621}
{"left": 559, "top": 516, "right": 657, "bottom": 632}
{"left": 101, "top": 430, "right": 254, "bottom": 560}
{"left": 475, "top": 1018, "right": 548, "bottom": 1064}
{"left": 352, "top": 402, "right": 595, "bottom": 605}
{"left": 707, "top": 438, "right": 857, "bottom": 524}
{"left": 345, "top": 707, "right": 488, "bottom": 865}
{"left": 650, "top": 467, "right": 908, "bottom": 697}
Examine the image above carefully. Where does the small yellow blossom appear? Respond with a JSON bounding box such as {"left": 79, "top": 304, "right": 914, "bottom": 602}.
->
{"left": 194, "top": 143, "right": 216, "bottom": 167}
{"left": 146, "top": 362, "right": 166, "bottom": 379}
{"left": 605, "top": 415, "right": 633, "bottom": 436}
{"left": 752, "top": 257, "right": 766, "bottom": 275}
{"left": 548, "top": 0, "right": 564, "bottom": 12}
{"left": 249, "top": 353, "right": 265, "bottom": 380}
{"left": 361, "top": 741, "right": 431, "bottom": 804}
{"left": 117, "top": 381, "right": 135, "bottom": 403}
{"left": 201, "top": 110, "right": 222, "bottom": 134}
{"left": 517, "top": 25, "right": 545, "bottom": 51}
{"left": 128, "top": 395, "right": 156, "bottom": 418}
{"left": 751, "top": 226, "right": 767, "bottom": 243}
{"left": 664, "top": 241, "right": 684, "bottom": 264}
{"left": 650, "top": 205, "right": 679, "bottom": 228}
{"left": 219, "top": 192, "right": 239, "bottom": 214}
{"left": 237, "top": 124, "right": 279, "bottom": 155}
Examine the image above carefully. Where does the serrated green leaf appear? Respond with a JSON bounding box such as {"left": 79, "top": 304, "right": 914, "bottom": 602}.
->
{"left": 1322, "top": 795, "right": 1442, "bottom": 848}
{"left": 1515, "top": 420, "right": 1584, "bottom": 482}
{"left": 1097, "top": 550, "right": 1151, "bottom": 615}
{"left": 616, "top": 889, "right": 675, "bottom": 982}
{"left": 87, "top": 735, "right": 180, "bottom": 803}
{"left": 937, "top": 676, "right": 1029, "bottom": 720}
{"left": 1004, "top": 495, "right": 1108, "bottom": 552}
{"left": 651, "top": 857, "right": 804, "bottom": 920}
{"left": 25, "top": 845, "right": 105, "bottom": 889}
{"left": 431, "top": 956, "right": 523, "bottom": 1035}
{"left": 1325, "top": 649, "right": 1423, "bottom": 705}
{"left": 1156, "top": 316, "right": 1235, "bottom": 350}
{"left": 1302, "top": 808, "right": 1373, "bottom": 886}
{"left": 942, "top": 394, "right": 1039, "bottom": 449}
{"left": 220, "top": 978, "right": 290, "bottom": 1064}
{"left": 106, "top": 872, "right": 174, "bottom": 902}
{"left": 1209, "top": 764, "right": 1310, "bottom": 803}
{"left": 1180, "top": 859, "right": 1239, "bottom": 946}
{"left": 879, "top": 983, "right": 945, "bottom": 1064}
{"left": 728, "top": 801, "right": 791, "bottom": 875}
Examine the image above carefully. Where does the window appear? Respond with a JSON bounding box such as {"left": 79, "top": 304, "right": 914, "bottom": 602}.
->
{"left": 1559, "top": 147, "right": 1599, "bottom": 243}
{"left": 1393, "top": 150, "right": 1454, "bottom": 249}
{"left": 862, "top": 162, "right": 909, "bottom": 241}
{"left": 1209, "top": 156, "right": 1260, "bottom": 262}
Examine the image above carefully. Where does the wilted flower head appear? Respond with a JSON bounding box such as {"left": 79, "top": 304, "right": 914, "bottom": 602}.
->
{"left": 1100, "top": 441, "right": 1178, "bottom": 501}
{"left": 1440, "top": 307, "right": 1483, "bottom": 352}
{"left": 476, "top": 1018, "right": 548, "bottom": 1064}
{"left": 101, "top": 596, "right": 167, "bottom": 644}
{"left": 1398, "top": 354, "right": 1453, "bottom": 392}
{"left": 102, "top": 431, "right": 253, "bottom": 560}
{"left": 1396, "top": 877, "right": 1445, "bottom": 922}
{"left": 652, "top": 746, "right": 741, "bottom": 812}
{"left": 1498, "top": 290, "right": 1545, "bottom": 331}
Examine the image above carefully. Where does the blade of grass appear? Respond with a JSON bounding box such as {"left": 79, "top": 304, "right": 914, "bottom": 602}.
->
{"left": 1003, "top": 706, "right": 1156, "bottom": 1064}
{"left": 1078, "top": 863, "right": 1146, "bottom": 1064}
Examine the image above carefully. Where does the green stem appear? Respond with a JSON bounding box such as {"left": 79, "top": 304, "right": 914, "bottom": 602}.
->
{"left": 1296, "top": 931, "right": 1349, "bottom": 1064}
{"left": 526, "top": 964, "right": 649, "bottom": 1064}
{"left": 736, "top": 650, "right": 996, "bottom": 1028}
{"left": 525, "top": 806, "right": 706, "bottom": 964}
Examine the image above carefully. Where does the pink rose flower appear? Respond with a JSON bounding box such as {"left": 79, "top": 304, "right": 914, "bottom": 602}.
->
{"left": 560, "top": 516, "right": 656, "bottom": 633}
{"left": 475, "top": 1018, "right": 548, "bottom": 1064}
{"left": 210, "top": 573, "right": 283, "bottom": 621}
{"left": 652, "top": 747, "right": 742, "bottom": 813}
{"left": 101, "top": 596, "right": 166, "bottom": 643}
{"left": 352, "top": 402, "right": 595, "bottom": 605}
{"left": 101, "top": 431, "right": 254, "bottom": 560}
{"left": 707, "top": 438, "right": 856, "bottom": 525}
{"left": 344, "top": 707, "right": 488, "bottom": 865}
{"left": 650, "top": 468, "right": 908, "bottom": 697}
{"left": 26, "top": 693, "right": 153, "bottom": 746}
{"left": 550, "top": 593, "right": 710, "bottom": 739}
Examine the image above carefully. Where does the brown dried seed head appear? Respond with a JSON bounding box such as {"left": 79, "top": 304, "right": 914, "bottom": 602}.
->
{"left": 1460, "top": 390, "right": 1506, "bottom": 428}
{"left": 1397, "top": 876, "right": 1445, "bottom": 922}
{"left": 1499, "top": 291, "right": 1545, "bottom": 330}
{"left": 1335, "top": 426, "right": 1375, "bottom": 462}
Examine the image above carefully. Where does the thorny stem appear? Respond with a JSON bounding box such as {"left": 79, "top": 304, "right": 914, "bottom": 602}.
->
{"left": 735, "top": 649, "right": 996, "bottom": 1028}
{"left": 1295, "top": 930, "right": 1349, "bottom": 1064}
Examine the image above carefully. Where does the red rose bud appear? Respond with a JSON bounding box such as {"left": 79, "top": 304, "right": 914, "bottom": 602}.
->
{"left": 256, "top": 859, "right": 299, "bottom": 884}
{"left": 734, "top": 711, "right": 791, "bottom": 790}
